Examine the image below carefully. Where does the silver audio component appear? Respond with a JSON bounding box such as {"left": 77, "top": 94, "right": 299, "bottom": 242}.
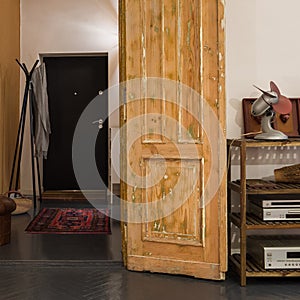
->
{"left": 249, "top": 202, "right": 300, "bottom": 221}
{"left": 250, "top": 198, "right": 300, "bottom": 208}
{"left": 247, "top": 236, "right": 300, "bottom": 269}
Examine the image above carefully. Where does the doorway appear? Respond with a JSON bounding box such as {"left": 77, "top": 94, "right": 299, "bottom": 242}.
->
{"left": 42, "top": 54, "right": 109, "bottom": 192}
{"left": 14, "top": 2, "right": 121, "bottom": 264}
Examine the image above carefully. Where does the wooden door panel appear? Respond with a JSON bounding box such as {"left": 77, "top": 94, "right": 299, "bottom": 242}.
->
{"left": 120, "top": 0, "right": 226, "bottom": 280}
{"left": 126, "top": 256, "right": 223, "bottom": 280}
{"left": 142, "top": 99, "right": 165, "bottom": 143}
{"left": 141, "top": 158, "right": 203, "bottom": 246}
{"left": 143, "top": 1, "right": 163, "bottom": 79}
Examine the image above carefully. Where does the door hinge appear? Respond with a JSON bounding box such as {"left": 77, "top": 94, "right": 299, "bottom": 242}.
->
{"left": 123, "top": 103, "right": 127, "bottom": 122}
{"left": 123, "top": 223, "right": 128, "bottom": 241}
{"left": 122, "top": 85, "right": 127, "bottom": 122}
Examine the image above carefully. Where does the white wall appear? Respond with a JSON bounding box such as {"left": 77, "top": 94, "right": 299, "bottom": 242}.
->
{"left": 226, "top": 1, "right": 300, "bottom": 250}
{"left": 20, "top": 0, "right": 120, "bottom": 192}
{"left": 21, "top": 0, "right": 118, "bottom": 95}
{"left": 226, "top": 0, "right": 300, "bottom": 179}
{"left": 20, "top": 1, "right": 300, "bottom": 192}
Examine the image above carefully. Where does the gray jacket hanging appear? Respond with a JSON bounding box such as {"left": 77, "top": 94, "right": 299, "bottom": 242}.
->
{"left": 31, "top": 63, "right": 51, "bottom": 159}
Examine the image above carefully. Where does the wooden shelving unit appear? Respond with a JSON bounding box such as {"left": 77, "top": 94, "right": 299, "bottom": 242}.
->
{"left": 231, "top": 254, "right": 300, "bottom": 278}
{"left": 227, "top": 138, "right": 300, "bottom": 286}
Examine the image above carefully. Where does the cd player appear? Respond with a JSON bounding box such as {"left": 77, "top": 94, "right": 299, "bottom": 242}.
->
{"left": 249, "top": 202, "right": 300, "bottom": 221}
{"left": 247, "top": 236, "right": 300, "bottom": 269}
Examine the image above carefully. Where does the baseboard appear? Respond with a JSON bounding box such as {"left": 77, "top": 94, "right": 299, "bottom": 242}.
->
{"left": 42, "top": 190, "right": 107, "bottom": 201}
{"left": 21, "top": 185, "right": 120, "bottom": 201}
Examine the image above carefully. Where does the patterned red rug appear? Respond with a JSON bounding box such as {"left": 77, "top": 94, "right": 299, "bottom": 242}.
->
{"left": 25, "top": 208, "right": 111, "bottom": 234}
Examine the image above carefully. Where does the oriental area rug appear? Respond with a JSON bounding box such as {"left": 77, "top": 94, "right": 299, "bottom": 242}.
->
{"left": 25, "top": 208, "right": 111, "bottom": 234}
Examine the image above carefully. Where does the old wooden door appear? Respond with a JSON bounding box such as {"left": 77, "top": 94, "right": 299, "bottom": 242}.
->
{"left": 119, "top": 0, "right": 226, "bottom": 280}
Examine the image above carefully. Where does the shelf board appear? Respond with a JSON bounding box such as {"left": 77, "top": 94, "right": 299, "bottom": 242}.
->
{"left": 230, "top": 213, "right": 300, "bottom": 229}
{"left": 230, "top": 254, "right": 300, "bottom": 277}
{"left": 229, "top": 180, "right": 300, "bottom": 195}
{"left": 227, "top": 138, "right": 300, "bottom": 148}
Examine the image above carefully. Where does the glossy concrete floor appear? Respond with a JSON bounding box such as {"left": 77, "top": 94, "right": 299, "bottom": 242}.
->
{"left": 0, "top": 199, "right": 122, "bottom": 261}
{"left": 0, "top": 200, "right": 300, "bottom": 299}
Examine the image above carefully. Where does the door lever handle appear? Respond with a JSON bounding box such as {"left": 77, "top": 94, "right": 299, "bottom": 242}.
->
{"left": 92, "top": 118, "right": 103, "bottom": 129}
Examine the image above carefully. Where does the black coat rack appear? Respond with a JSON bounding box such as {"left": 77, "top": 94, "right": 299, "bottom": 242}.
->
{"left": 9, "top": 59, "right": 42, "bottom": 209}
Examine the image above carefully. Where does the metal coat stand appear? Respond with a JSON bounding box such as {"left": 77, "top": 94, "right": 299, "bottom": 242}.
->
{"left": 9, "top": 59, "right": 42, "bottom": 209}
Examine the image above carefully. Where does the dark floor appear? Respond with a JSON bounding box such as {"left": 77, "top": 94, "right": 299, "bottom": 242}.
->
{"left": 0, "top": 199, "right": 122, "bottom": 261}
{"left": 1, "top": 199, "right": 300, "bottom": 299}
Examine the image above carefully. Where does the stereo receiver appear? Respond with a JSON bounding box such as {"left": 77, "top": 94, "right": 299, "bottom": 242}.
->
{"left": 247, "top": 236, "right": 300, "bottom": 269}
{"left": 250, "top": 198, "right": 300, "bottom": 208}
{"left": 249, "top": 202, "right": 300, "bottom": 221}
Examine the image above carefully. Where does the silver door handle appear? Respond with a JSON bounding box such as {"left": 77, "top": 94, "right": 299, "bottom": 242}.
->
{"left": 92, "top": 118, "right": 103, "bottom": 129}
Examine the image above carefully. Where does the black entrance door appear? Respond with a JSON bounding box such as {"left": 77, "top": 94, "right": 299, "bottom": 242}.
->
{"left": 43, "top": 55, "right": 108, "bottom": 191}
